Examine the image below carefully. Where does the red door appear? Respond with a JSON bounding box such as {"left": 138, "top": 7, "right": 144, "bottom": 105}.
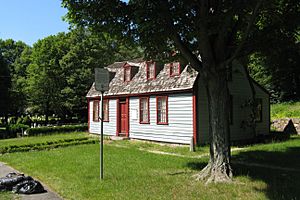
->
{"left": 118, "top": 98, "right": 129, "bottom": 136}
{"left": 120, "top": 102, "right": 127, "bottom": 133}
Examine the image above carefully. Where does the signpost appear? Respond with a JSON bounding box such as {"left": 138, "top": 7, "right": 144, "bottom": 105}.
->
{"left": 95, "top": 68, "right": 109, "bottom": 180}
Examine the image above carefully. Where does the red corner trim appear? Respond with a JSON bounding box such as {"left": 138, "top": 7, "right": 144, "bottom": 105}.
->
{"left": 116, "top": 99, "right": 120, "bottom": 136}
{"left": 192, "top": 94, "right": 197, "bottom": 145}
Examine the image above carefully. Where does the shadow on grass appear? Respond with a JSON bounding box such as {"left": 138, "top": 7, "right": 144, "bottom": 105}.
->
{"left": 187, "top": 147, "right": 300, "bottom": 200}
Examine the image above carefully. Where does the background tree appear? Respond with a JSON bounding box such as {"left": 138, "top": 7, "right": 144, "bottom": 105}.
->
{"left": 0, "top": 52, "right": 10, "bottom": 123}
{"left": 26, "top": 29, "right": 143, "bottom": 123}
{"left": 248, "top": 1, "right": 300, "bottom": 102}
{"left": 60, "top": 28, "right": 143, "bottom": 121}
{"left": 0, "top": 39, "right": 29, "bottom": 116}
{"left": 62, "top": 0, "right": 300, "bottom": 183}
{"left": 26, "top": 33, "right": 69, "bottom": 124}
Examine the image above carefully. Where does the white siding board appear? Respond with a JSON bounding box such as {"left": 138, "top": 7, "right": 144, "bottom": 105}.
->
{"left": 129, "top": 94, "right": 194, "bottom": 144}
{"left": 196, "top": 61, "right": 269, "bottom": 144}
{"left": 89, "top": 99, "right": 117, "bottom": 136}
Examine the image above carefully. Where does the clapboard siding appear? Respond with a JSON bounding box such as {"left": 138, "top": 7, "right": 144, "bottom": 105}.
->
{"left": 129, "top": 93, "right": 193, "bottom": 144}
{"left": 196, "top": 61, "right": 269, "bottom": 144}
{"left": 89, "top": 99, "right": 117, "bottom": 135}
{"left": 88, "top": 59, "right": 270, "bottom": 145}
{"left": 254, "top": 83, "right": 270, "bottom": 135}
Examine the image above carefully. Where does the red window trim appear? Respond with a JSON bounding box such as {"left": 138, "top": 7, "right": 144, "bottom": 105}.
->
{"left": 139, "top": 97, "right": 150, "bottom": 124}
{"left": 103, "top": 99, "right": 109, "bottom": 122}
{"left": 156, "top": 96, "right": 168, "bottom": 125}
{"left": 124, "top": 64, "right": 131, "bottom": 82}
{"left": 146, "top": 61, "right": 156, "bottom": 80}
{"left": 169, "top": 62, "right": 180, "bottom": 77}
{"left": 93, "top": 100, "right": 99, "bottom": 122}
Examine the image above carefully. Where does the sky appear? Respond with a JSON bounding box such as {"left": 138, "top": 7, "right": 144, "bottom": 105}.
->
{"left": 0, "top": 0, "right": 69, "bottom": 46}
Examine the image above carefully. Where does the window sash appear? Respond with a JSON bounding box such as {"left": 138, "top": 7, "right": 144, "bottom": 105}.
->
{"left": 124, "top": 67, "right": 131, "bottom": 82}
{"left": 147, "top": 63, "right": 155, "bottom": 79}
{"left": 93, "top": 101, "right": 99, "bottom": 122}
{"left": 170, "top": 62, "right": 180, "bottom": 76}
{"left": 140, "top": 97, "right": 149, "bottom": 123}
{"left": 157, "top": 96, "right": 168, "bottom": 124}
{"left": 103, "top": 100, "right": 109, "bottom": 122}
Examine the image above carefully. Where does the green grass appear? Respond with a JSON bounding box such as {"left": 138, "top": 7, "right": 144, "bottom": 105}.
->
{"left": 271, "top": 101, "right": 300, "bottom": 119}
{"left": 1, "top": 136, "right": 300, "bottom": 199}
{"left": 0, "top": 191, "right": 16, "bottom": 200}
{"left": 107, "top": 139, "right": 210, "bottom": 157}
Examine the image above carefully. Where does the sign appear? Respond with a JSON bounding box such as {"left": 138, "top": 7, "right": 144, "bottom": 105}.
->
{"left": 95, "top": 68, "right": 109, "bottom": 92}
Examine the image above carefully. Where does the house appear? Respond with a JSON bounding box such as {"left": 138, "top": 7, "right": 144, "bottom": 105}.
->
{"left": 86, "top": 59, "right": 270, "bottom": 145}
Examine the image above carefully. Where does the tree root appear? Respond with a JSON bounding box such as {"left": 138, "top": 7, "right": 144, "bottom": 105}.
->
{"left": 193, "top": 162, "right": 233, "bottom": 184}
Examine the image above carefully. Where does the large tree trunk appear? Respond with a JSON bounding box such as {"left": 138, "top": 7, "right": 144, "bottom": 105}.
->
{"left": 194, "top": 69, "right": 233, "bottom": 183}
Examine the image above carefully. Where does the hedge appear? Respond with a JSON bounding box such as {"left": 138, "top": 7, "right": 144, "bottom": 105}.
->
{"left": 26, "top": 125, "right": 88, "bottom": 136}
{"left": 0, "top": 137, "right": 97, "bottom": 154}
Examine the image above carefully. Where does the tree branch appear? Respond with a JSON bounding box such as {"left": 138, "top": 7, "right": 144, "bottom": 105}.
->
{"left": 226, "top": 0, "right": 263, "bottom": 65}
{"left": 171, "top": 34, "right": 203, "bottom": 71}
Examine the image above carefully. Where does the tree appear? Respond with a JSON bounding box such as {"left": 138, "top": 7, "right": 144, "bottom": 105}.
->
{"left": 248, "top": 1, "right": 300, "bottom": 102}
{"left": 0, "top": 39, "right": 29, "bottom": 116}
{"left": 26, "top": 33, "right": 69, "bottom": 124}
{"left": 0, "top": 52, "right": 10, "bottom": 122}
{"left": 59, "top": 28, "right": 143, "bottom": 121}
{"left": 62, "top": 0, "right": 300, "bottom": 183}
{"left": 26, "top": 29, "right": 143, "bottom": 123}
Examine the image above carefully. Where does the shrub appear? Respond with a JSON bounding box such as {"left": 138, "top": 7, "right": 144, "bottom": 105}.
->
{"left": 26, "top": 125, "right": 88, "bottom": 136}
{"left": 0, "top": 137, "right": 97, "bottom": 154}
{"left": 7, "top": 123, "right": 30, "bottom": 138}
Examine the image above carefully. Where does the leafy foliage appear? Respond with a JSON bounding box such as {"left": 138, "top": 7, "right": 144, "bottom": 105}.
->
{"left": 0, "top": 137, "right": 96, "bottom": 154}
{"left": 0, "top": 52, "right": 10, "bottom": 118}
{"left": 0, "top": 39, "right": 29, "bottom": 116}
{"left": 25, "top": 124, "right": 88, "bottom": 136}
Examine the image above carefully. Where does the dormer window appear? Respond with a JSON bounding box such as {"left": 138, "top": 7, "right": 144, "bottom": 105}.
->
{"left": 169, "top": 62, "right": 180, "bottom": 76}
{"left": 146, "top": 62, "right": 156, "bottom": 80}
{"left": 124, "top": 65, "right": 131, "bottom": 82}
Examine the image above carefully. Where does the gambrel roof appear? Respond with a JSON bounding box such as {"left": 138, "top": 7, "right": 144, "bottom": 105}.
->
{"left": 86, "top": 59, "right": 198, "bottom": 97}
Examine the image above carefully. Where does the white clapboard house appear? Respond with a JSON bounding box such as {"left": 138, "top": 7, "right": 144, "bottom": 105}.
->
{"left": 86, "top": 59, "right": 270, "bottom": 145}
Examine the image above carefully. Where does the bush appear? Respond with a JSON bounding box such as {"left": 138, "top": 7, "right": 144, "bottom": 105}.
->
{"left": 0, "top": 137, "right": 97, "bottom": 154}
{"left": 17, "top": 116, "right": 32, "bottom": 126}
{"left": 26, "top": 125, "right": 88, "bottom": 136}
{"left": 7, "top": 124, "right": 30, "bottom": 138}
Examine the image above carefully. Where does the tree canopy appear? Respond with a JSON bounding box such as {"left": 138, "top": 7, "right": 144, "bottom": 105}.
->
{"left": 62, "top": 0, "right": 300, "bottom": 183}
{"left": 0, "top": 28, "right": 143, "bottom": 123}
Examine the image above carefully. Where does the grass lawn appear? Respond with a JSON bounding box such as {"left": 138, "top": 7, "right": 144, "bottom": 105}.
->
{"left": 0, "top": 192, "right": 16, "bottom": 200}
{"left": 271, "top": 101, "right": 300, "bottom": 119}
{"left": 1, "top": 135, "right": 300, "bottom": 199}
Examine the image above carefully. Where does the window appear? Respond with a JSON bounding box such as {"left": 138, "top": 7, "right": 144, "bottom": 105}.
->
{"left": 254, "top": 98, "right": 263, "bottom": 122}
{"left": 157, "top": 96, "right": 168, "bottom": 124}
{"left": 93, "top": 100, "right": 99, "bottom": 122}
{"left": 103, "top": 99, "right": 109, "bottom": 122}
{"left": 124, "top": 66, "right": 131, "bottom": 82}
{"left": 146, "top": 62, "right": 156, "bottom": 80}
{"left": 139, "top": 97, "right": 149, "bottom": 123}
{"left": 169, "top": 62, "right": 180, "bottom": 76}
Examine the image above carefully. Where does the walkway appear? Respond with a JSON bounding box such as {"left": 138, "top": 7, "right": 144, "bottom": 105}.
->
{"left": 0, "top": 162, "right": 62, "bottom": 200}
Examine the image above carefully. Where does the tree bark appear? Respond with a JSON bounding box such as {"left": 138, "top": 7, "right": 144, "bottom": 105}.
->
{"left": 194, "top": 67, "right": 233, "bottom": 183}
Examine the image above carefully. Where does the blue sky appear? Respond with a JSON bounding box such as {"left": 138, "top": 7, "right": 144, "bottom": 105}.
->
{"left": 0, "top": 0, "right": 69, "bottom": 46}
